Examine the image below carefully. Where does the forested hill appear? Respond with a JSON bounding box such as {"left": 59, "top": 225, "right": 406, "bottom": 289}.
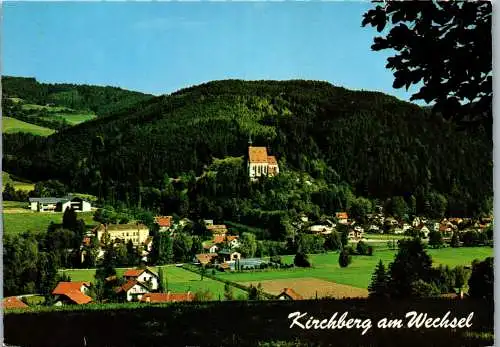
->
{"left": 1, "top": 76, "right": 154, "bottom": 117}
{"left": 3, "top": 79, "right": 492, "bottom": 216}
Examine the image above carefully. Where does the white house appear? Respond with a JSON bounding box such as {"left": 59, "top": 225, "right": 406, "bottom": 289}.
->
{"left": 309, "top": 225, "right": 333, "bottom": 234}
{"left": 123, "top": 268, "right": 159, "bottom": 291}
{"left": 117, "top": 280, "right": 150, "bottom": 302}
{"left": 95, "top": 223, "right": 150, "bottom": 247}
{"left": 29, "top": 195, "right": 91, "bottom": 213}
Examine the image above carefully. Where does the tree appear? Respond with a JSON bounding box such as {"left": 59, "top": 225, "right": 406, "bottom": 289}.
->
{"left": 173, "top": 233, "right": 192, "bottom": 262}
{"left": 294, "top": 252, "right": 311, "bottom": 268}
{"left": 338, "top": 249, "right": 352, "bottom": 268}
{"left": 468, "top": 257, "right": 493, "bottom": 300}
{"left": 368, "top": 260, "right": 389, "bottom": 299}
{"left": 453, "top": 265, "right": 470, "bottom": 295}
{"left": 158, "top": 267, "right": 167, "bottom": 293}
{"left": 223, "top": 282, "right": 234, "bottom": 301}
{"left": 126, "top": 240, "right": 138, "bottom": 266}
{"left": 410, "top": 279, "right": 441, "bottom": 298}
{"left": 362, "top": 1, "right": 492, "bottom": 131}
{"left": 389, "top": 196, "right": 408, "bottom": 220}
{"left": 387, "top": 238, "right": 433, "bottom": 298}
{"left": 450, "top": 232, "right": 460, "bottom": 248}
{"left": 248, "top": 283, "right": 263, "bottom": 300}
{"left": 190, "top": 236, "right": 203, "bottom": 256}
{"left": 428, "top": 230, "right": 444, "bottom": 248}
{"left": 200, "top": 265, "right": 207, "bottom": 281}
{"left": 62, "top": 207, "right": 78, "bottom": 231}
{"left": 158, "top": 233, "right": 174, "bottom": 264}
{"left": 324, "top": 231, "right": 342, "bottom": 251}
{"left": 239, "top": 232, "right": 257, "bottom": 258}
{"left": 356, "top": 240, "right": 369, "bottom": 255}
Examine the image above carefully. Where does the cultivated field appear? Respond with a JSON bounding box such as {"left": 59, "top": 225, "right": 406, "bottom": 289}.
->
{"left": 242, "top": 277, "right": 368, "bottom": 299}
{"left": 2, "top": 117, "right": 55, "bottom": 136}
{"left": 217, "top": 247, "right": 493, "bottom": 290}
{"left": 2, "top": 171, "right": 35, "bottom": 192}
{"left": 2, "top": 211, "right": 97, "bottom": 234}
{"left": 60, "top": 266, "right": 247, "bottom": 299}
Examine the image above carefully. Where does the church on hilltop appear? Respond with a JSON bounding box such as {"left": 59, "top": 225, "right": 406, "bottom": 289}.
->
{"left": 247, "top": 138, "right": 279, "bottom": 181}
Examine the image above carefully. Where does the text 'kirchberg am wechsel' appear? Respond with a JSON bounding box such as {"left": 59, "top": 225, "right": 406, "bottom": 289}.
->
{"left": 288, "top": 311, "right": 474, "bottom": 335}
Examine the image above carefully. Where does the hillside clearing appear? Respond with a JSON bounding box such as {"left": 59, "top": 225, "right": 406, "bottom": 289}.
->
{"left": 2, "top": 116, "right": 55, "bottom": 136}
{"left": 2, "top": 212, "right": 97, "bottom": 234}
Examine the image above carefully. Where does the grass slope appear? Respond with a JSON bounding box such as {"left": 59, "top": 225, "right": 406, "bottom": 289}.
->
{"left": 2, "top": 171, "right": 35, "bottom": 191}
{"left": 215, "top": 247, "right": 493, "bottom": 289}
{"left": 2, "top": 212, "right": 97, "bottom": 234}
{"left": 2, "top": 117, "right": 55, "bottom": 136}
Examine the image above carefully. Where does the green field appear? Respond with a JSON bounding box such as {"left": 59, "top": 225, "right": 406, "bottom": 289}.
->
{"left": 2, "top": 117, "right": 55, "bottom": 136}
{"left": 60, "top": 266, "right": 247, "bottom": 299}
{"left": 41, "top": 112, "right": 97, "bottom": 125}
{"left": 215, "top": 247, "right": 493, "bottom": 289}
{"left": 2, "top": 171, "right": 35, "bottom": 192}
{"left": 22, "top": 103, "right": 72, "bottom": 112}
{"left": 2, "top": 212, "right": 97, "bottom": 234}
{"left": 2, "top": 201, "right": 29, "bottom": 209}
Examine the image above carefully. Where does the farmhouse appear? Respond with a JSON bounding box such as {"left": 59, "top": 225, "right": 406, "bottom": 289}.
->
{"left": 140, "top": 292, "right": 194, "bottom": 303}
{"left": 203, "top": 243, "right": 219, "bottom": 253}
{"left": 95, "top": 223, "right": 150, "bottom": 247}
{"left": 116, "top": 280, "right": 150, "bottom": 302}
{"left": 218, "top": 250, "right": 241, "bottom": 262}
{"left": 123, "top": 268, "right": 159, "bottom": 291}
{"left": 2, "top": 296, "right": 29, "bottom": 310}
{"left": 194, "top": 253, "right": 218, "bottom": 266}
{"left": 52, "top": 281, "right": 92, "bottom": 305}
{"left": 154, "top": 216, "right": 173, "bottom": 232}
{"left": 309, "top": 225, "right": 333, "bottom": 234}
{"left": 247, "top": 142, "right": 279, "bottom": 180}
{"left": 277, "top": 288, "right": 303, "bottom": 300}
{"left": 335, "top": 212, "right": 349, "bottom": 225}
{"left": 213, "top": 235, "right": 240, "bottom": 249}
{"left": 28, "top": 195, "right": 91, "bottom": 212}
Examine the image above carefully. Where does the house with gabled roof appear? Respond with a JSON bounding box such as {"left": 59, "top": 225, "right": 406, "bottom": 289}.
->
{"left": 123, "top": 267, "right": 159, "bottom": 290}
{"left": 2, "top": 296, "right": 29, "bottom": 310}
{"left": 213, "top": 235, "right": 240, "bottom": 249}
{"left": 247, "top": 141, "right": 279, "bottom": 180}
{"left": 52, "top": 281, "right": 92, "bottom": 305}
{"left": 335, "top": 212, "right": 349, "bottom": 225}
{"left": 194, "top": 253, "right": 218, "bottom": 266}
{"left": 206, "top": 224, "right": 228, "bottom": 235}
{"left": 140, "top": 292, "right": 194, "bottom": 304}
{"left": 115, "top": 280, "right": 150, "bottom": 302}
{"left": 154, "top": 216, "right": 173, "bottom": 232}
{"left": 95, "top": 223, "right": 150, "bottom": 247}
{"left": 277, "top": 288, "right": 303, "bottom": 300}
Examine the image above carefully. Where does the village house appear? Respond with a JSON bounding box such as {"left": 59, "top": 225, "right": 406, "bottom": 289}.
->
{"left": 194, "top": 253, "right": 218, "bottom": 266}
{"left": 277, "top": 288, "right": 303, "bottom": 300}
{"left": 140, "top": 292, "right": 194, "bottom": 304}
{"left": 28, "top": 195, "right": 91, "bottom": 213}
{"left": 309, "top": 224, "right": 333, "bottom": 234}
{"left": 116, "top": 280, "right": 150, "bottom": 302}
{"left": 52, "top": 281, "right": 92, "bottom": 305}
{"left": 416, "top": 224, "right": 430, "bottom": 238}
{"left": 213, "top": 234, "right": 240, "bottom": 249}
{"left": 335, "top": 212, "right": 349, "bottom": 225}
{"left": 154, "top": 216, "right": 173, "bottom": 232}
{"left": 123, "top": 268, "right": 159, "bottom": 290}
{"left": 218, "top": 250, "right": 241, "bottom": 263}
{"left": 348, "top": 228, "right": 364, "bottom": 240}
{"left": 95, "top": 223, "right": 150, "bottom": 247}
{"left": 203, "top": 244, "right": 220, "bottom": 253}
{"left": 2, "top": 296, "right": 29, "bottom": 310}
{"left": 247, "top": 141, "right": 279, "bottom": 181}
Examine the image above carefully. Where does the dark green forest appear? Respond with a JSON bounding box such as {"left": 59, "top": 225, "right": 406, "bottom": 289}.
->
{"left": 2, "top": 76, "right": 154, "bottom": 117}
{"left": 3, "top": 79, "right": 492, "bottom": 222}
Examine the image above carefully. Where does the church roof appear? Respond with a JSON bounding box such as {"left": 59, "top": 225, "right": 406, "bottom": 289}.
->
{"left": 248, "top": 146, "right": 269, "bottom": 164}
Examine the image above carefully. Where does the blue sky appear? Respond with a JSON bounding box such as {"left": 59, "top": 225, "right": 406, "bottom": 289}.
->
{"left": 2, "top": 1, "right": 421, "bottom": 102}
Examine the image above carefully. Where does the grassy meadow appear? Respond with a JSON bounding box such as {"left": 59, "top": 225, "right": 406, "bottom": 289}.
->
{"left": 2, "top": 117, "right": 55, "bottom": 136}
{"left": 2, "top": 211, "right": 97, "bottom": 234}
{"left": 60, "top": 266, "right": 247, "bottom": 299}
{"left": 41, "top": 112, "right": 97, "bottom": 125}
{"left": 2, "top": 171, "right": 35, "bottom": 191}
{"left": 216, "top": 247, "right": 493, "bottom": 289}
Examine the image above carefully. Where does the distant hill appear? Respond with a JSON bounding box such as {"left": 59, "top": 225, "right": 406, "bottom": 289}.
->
{"left": 2, "top": 76, "right": 154, "bottom": 118}
{"left": 2, "top": 79, "right": 492, "bottom": 216}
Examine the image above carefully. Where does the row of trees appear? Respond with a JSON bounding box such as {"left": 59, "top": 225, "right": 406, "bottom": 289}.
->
{"left": 368, "top": 238, "right": 493, "bottom": 300}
